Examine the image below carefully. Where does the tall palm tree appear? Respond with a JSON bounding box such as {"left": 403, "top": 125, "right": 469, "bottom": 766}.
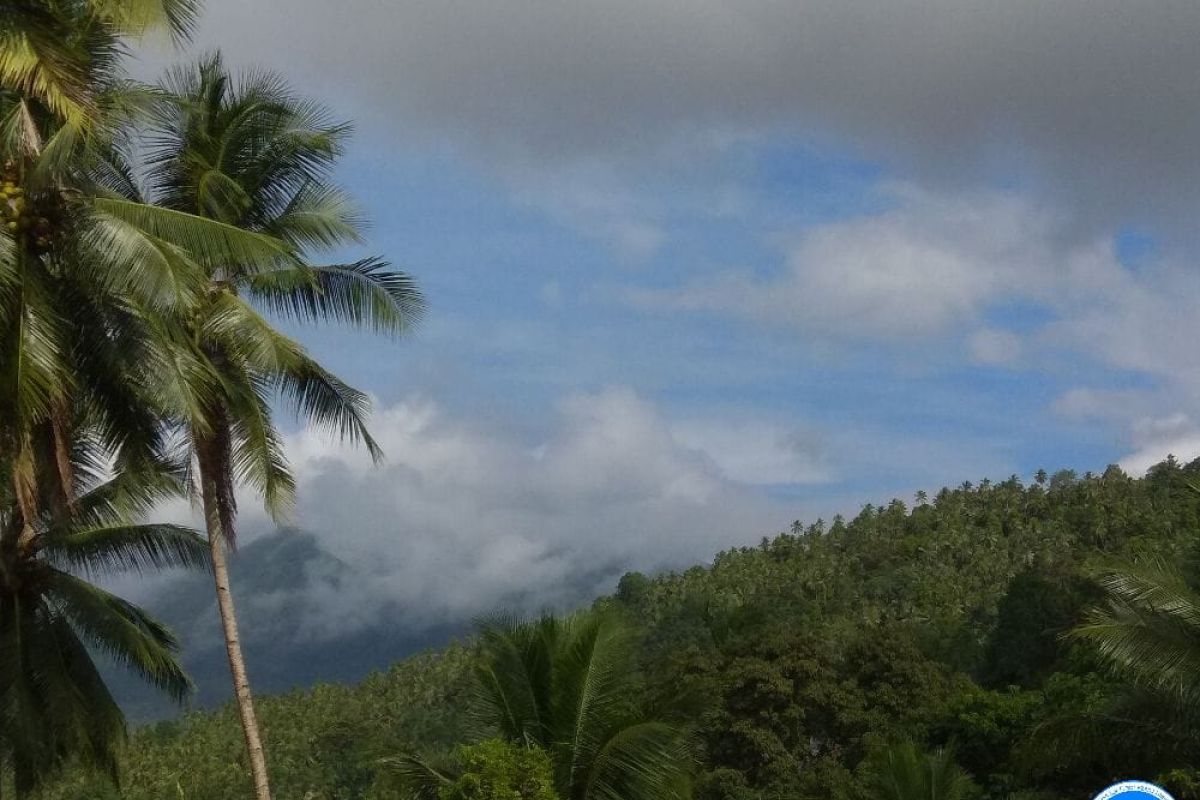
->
{"left": 0, "top": 1, "right": 301, "bottom": 549}
{"left": 1, "top": 24, "right": 300, "bottom": 793}
{"left": 393, "top": 611, "right": 695, "bottom": 800}
{"left": 0, "top": 446, "right": 209, "bottom": 797}
{"left": 859, "top": 742, "right": 975, "bottom": 800}
{"left": 113, "top": 54, "right": 423, "bottom": 800}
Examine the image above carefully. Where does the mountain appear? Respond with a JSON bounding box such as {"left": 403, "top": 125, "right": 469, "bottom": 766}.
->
{"left": 46, "top": 459, "right": 1200, "bottom": 800}
{"left": 111, "top": 530, "right": 468, "bottom": 720}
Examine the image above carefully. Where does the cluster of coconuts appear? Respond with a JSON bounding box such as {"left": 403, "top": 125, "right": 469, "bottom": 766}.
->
{"left": 1, "top": 164, "right": 57, "bottom": 255}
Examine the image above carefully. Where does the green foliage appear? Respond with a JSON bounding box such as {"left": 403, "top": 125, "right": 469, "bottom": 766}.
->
{"left": 982, "top": 569, "right": 1099, "bottom": 689}
{"left": 36, "top": 645, "right": 474, "bottom": 800}
{"left": 0, "top": 0, "right": 198, "bottom": 130}
{"left": 465, "top": 611, "right": 693, "bottom": 800}
{"left": 1016, "top": 554, "right": 1200, "bottom": 797}
{"left": 683, "top": 621, "right": 966, "bottom": 800}
{"left": 1073, "top": 555, "right": 1200, "bottom": 699}
{"left": 859, "top": 742, "right": 976, "bottom": 800}
{"left": 439, "top": 740, "right": 558, "bottom": 800}
{"left": 622, "top": 460, "right": 1200, "bottom": 800}
{"left": 0, "top": 455, "right": 206, "bottom": 795}
{"left": 27, "top": 459, "right": 1200, "bottom": 800}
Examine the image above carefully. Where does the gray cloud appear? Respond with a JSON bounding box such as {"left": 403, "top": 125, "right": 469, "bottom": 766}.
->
{"left": 169, "top": 0, "right": 1200, "bottom": 237}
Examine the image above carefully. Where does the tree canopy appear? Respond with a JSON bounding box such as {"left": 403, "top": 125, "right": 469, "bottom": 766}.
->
{"left": 27, "top": 458, "right": 1200, "bottom": 800}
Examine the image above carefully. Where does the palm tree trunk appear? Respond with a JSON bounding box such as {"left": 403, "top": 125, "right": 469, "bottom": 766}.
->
{"left": 11, "top": 757, "right": 31, "bottom": 800}
{"left": 198, "top": 450, "right": 273, "bottom": 800}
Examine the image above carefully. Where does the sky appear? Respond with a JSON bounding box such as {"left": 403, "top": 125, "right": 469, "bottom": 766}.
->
{"left": 132, "top": 0, "right": 1200, "bottom": 635}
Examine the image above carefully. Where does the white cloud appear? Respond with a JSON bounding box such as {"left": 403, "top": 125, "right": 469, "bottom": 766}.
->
{"left": 640, "top": 185, "right": 1085, "bottom": 341}
{"left": 125, "top": 386, "right": 1045, "bottom": 645}
{"left": 633, "top": 182, "right": 1200, "bottom": 482}
{"left": 1120, "top": 414, "right": 1200, "bottom": 476}
{"left": 1045, "top": 263, "right": 1200, "bottom": 474}
{"left": 1041, "top": 263, "right": 1200, "bottom": 391}
{"left": 206, "top": 388, "right": 795, "bottom": 638}
{"left": 670, "top": 419, "right": 832, "bottom": 485}
{"left": 1051, "top": 388, "right": 1157, "bottom": 423}
{"left": 967, "top": 329, "right": 1023, "bottom": 366}
{"left": 501, "top": 162, "right": 672, "bottom": 260}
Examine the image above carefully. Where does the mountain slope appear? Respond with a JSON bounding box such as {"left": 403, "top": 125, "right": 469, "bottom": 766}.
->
{"left": 42, "top": 459, "right": 1200, "bottom": 800}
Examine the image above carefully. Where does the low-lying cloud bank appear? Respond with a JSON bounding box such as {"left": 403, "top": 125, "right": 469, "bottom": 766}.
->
{"left": 137, "top": 383, "right": 1198, "bottom": 663}
{"left": 152, "top": 389, "right": 807, "bottom": 643}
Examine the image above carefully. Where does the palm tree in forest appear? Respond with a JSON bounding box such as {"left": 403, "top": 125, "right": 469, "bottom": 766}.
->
{"left": 0, "top": 0, "right": 302, "bottom": 551}
{"left": 392, "top": 611, "right": 695, "bottom": 800}
{"left": 1, "top": 12, "right": 417, "bottom": 798}
{"left": 1018, "top": 554, "right": 1200, "bottom": 782}
{"left": 1039, "top": 555, "right": 1200, "bottom": 764}
{"left": 96, "top": 54, "right": 421, "bottom": 800}
{"left": 859, "top": 742, "right": 975, "bottom": 800}
{"left": 0, "top": 445, "right": 209, "bottom": 797}
{"left": 1073, "top": 556, "right": 1200, "bottom": 699}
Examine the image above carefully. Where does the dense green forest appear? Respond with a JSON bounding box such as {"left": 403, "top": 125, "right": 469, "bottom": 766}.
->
{"left": 30, "top": 459, "right": 1200, "bottom": 800}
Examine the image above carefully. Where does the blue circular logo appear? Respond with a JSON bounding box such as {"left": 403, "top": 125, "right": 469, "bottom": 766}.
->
{"left": 1093, "top": 781, "right": 1176, "bottom": 800}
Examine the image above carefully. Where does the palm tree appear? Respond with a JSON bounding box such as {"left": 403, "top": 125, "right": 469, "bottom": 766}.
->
{"left": 111, "top": 54, "right": 423, "bottom": 800}
{"left": 0, "top": 0, "right": 199, "bottom": 131}
{"left": 393, "top": 611, "right": 695, "bottom": 800}
{"left": 1018, "top": 557, "right": 1200, "bottom": 782}
{"left": 0, "top": 447, "right": 209, "bottom": 797}
{"left": 1072, "top": 556, "right": 1200, "bottom": 699}
{"left": 0, "top": 2, "right": 301, "bottom": 549}
{"left": 859, "top": 742, "right": 975, "bottom": 800}
{"left": 1, "top": 21, "right": 415, "bottom": 797}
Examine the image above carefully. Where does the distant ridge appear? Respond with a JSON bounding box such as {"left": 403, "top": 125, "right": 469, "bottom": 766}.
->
{"left": 111, "top": 530, "right": 468, "bottom": 720}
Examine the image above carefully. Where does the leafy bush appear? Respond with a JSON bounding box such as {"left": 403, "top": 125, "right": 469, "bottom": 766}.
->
{"left": 439, "top": 740, "right": 558, "bottom": 800}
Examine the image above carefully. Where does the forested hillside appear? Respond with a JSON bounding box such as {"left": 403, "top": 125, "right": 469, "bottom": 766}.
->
{"left": 35, "top": 458, "right": 1200, "bottom": 800}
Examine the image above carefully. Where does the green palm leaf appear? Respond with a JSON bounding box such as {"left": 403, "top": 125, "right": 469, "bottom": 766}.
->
{"left": 436, "top": 611, "right": 695, "bottom": 800}
{"left": 47, "top": 523, "right": 209, "bottom": 577}
{"left": 1071, "top": 557, "right": 1200, "bottom": 700}
{"left": 860, "top": 741, "right": 975, "bottom": 800}
{"left": 92, "top": 197, "right": 299, "bottom": 273}
{"left": 0, "top": 451, "right": 202, "bottom": 792}
{"left": 276, "top": 356, "right": 382, "bottom": 462}
{"left": 381, "top": 751, "right": 459, "bottom": 800}
{"left": 249, "top": 257, "right": 425, "bottom": 334}
{"left": 86, "top": 0, "right": 199, "bottom": 40}
{"left": 584, "top": 721, "right": 694, "bottom": 800}
{"left": 44, "top": 570, "right": 192, "bottom": 701}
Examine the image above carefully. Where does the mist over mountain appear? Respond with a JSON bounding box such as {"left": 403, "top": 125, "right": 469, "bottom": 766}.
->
{"left": 110, "top": 531, "right": 470, "bottom": 720}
